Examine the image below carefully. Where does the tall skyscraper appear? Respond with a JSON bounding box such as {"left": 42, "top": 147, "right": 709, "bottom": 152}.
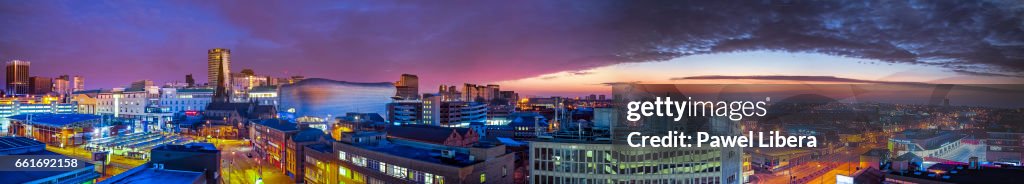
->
{"left": 72, "top": 75, "right": 84, "bottom": 92}
{"left": 5, "top": 60, "right": 30, "bottom": 95}
{"left": 29, "top": 76, "right": 52, "bottom": 95}
{"left": 395, "top": 74, "right": 419, "bottom": 100}
{"left": 207, "top": 48, "right": 231, "bottom": 89}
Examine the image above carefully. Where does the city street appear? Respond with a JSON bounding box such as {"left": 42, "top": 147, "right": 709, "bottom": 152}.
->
{"left": 218, "top": 139, "right": 294, "bottom": 184}
{"left": 751, "top": 146, "right": 872, "bottom": 184}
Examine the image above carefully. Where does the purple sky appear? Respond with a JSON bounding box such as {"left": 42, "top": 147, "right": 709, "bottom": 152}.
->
{"left": 1, "top": 1, "right": 1022, "bottom": 96}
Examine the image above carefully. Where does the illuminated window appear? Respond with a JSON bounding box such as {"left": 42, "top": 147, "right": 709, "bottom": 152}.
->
{"left": 480, "top": 173, "right": 485, "bottom": 183}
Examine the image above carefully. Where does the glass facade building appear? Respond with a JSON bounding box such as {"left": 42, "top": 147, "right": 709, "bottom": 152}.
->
{"left": 529, "top": 141, "right": 743, "bottom": 184}
{"left": 278, "top": 78, "right": 395, "bottom": 120}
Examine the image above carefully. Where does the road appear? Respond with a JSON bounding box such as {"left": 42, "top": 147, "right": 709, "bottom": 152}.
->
{"left": 218, "top": 139, "right": 295, "bottom": 184}
{"left": 751, "top": 146, "right": 872, "bottom": 184}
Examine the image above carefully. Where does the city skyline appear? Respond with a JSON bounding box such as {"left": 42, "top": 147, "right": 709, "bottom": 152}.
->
{"left": 2, "top": 1, "right": 1023, "bottom": 97}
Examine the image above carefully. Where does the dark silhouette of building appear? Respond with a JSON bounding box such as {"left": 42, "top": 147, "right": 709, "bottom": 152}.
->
{"left": 29, "top": 76, "right": 51, "bottom": 95}
{"left": 240, "top": 69, "right": 255, "bottom": 76}
{"left": 185, "top": 74, "right": 195, "bottom": 87}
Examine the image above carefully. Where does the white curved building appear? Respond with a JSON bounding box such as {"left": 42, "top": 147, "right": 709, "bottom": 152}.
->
{"left": 278, "top": 78, "right": 395, "bottom": 120}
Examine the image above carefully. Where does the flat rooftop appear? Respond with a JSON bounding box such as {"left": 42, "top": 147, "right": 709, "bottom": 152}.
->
{"left": 889, "top": 163, "right": 1024, "bottom": 183}
{"left": 0, "top": 150, "right": 97, "bottom": 184}
{"left": 9, "top": 113, "right": 101, "bottom": 127}
{"left": 152, "top": 142, "right": 219, "bottom": 153}
{"left": 0, "top": 136, "right": 45, "bottom": 154}
{"left": 255, "top": 119, "right": 299, "bottom": 132}
{"left": 100, "top": 167, "right": 203, "bottom": 184}
{"left": 346, "top": 141, "right": 481, "bottom": 167}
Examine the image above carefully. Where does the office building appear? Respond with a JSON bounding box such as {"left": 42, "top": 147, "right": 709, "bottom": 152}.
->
{"left": 150, "top": 142, "right": 222, "bottom": 184}
{"left": 506, "top": 112, "right": 549, "bottom": 139}
{"left": 159, "top": 88, "right": 214, "bottom": 113}
{"left": 230, "top": 70, "right": 270, "bottom": 102}
{"left": 529, "top": 134, "right": 744, "bottom": 183}
{"left": 0, "top": 137, "right": 99, "bottom": 184}
{"left": 278, "top": 78, "right": 395, "bottom": 120}
{"left": 462, "top": 83, "right": 499, "bottom": 102}
{"left": 5, "top": 60, "right": 30, "bottom": 95}
{"left": 286, "top": 129, "right": 327, "bottom": 182}
{"left": 129, "top": 80, "right": 154, "bottom": 90}
{"left": 28, "top": 76, "right": 51, "bottom": 95}
{"left": 72, "top": 75, "right": 84, "bottom": 92}
{"left": 248, "top": 85, "right": 278, "bottom": 106}
{"left": 302, "top": 142, "right": 337, "bottom": 184}
{"left": 333, "top": 131, "right": 515, "bottom": 184}
{"left": 386, "top": 100, "right": 422, "bottom": 125}
{"left": 185, "top": 74, "right": 196, "bottom": 88}
{"left": 96, "top": 87, "right": 174, "bottom": 133}
{"left": 986, "top": 131, "right": 1023, "bottom": 163}
{"left": 437, "top": 85, "right": 462, "bottom": 101}
{"left": 395, "top": 74, "right": 419, "bottom": 100}
{"left": 0, "top": 96, "right": 78, "bottom": 117}
{"left": 207, "top": 48, "right": 231, "bottom": 89}
{"left": 422, "top": 93, "right": 487, "bottom": 127}
{"left": 53, "top": 75, "right": 71, "bottom": 96}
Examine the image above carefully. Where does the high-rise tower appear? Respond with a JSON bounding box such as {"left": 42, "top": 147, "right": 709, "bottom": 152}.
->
{"left": 395, "top": 74, "right": 419, "bottom": 100}
{"left": 72, "top": 75, "right": 84, "bottom": 92}
{"left": 207, "top": 48, "right": 231, "bottom": 89}
{"left": 5, "top": 60, "right": 30, "bottom": 95}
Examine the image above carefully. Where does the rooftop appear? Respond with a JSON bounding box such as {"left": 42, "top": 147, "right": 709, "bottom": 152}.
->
{"left": 346, "top": 140, "right": 481, "bottom": 167}
{"left": 152, "top": 142, "right": 219, "bottom": 153}
{"left": 255, "top": 119, "right": 299, "bottom": 132}
{"left": 0, "top": 145, "right": 96, "bottom": 184}
{"left": 293, "top": 129, "right": 325, "bottom": 142}
{"left": 306, "top": 143, "right": 332, "bottom": 153}
{"left": 888, "top": 163, "right": 1024, "bottom": 184}
{"left": 336, "top": 113, "right": 386, "bottom": 123}
{"left": 9, "top": 113, "right": 101, "bottom": 127}
{"left": 249, "top": 85, "right": 277, "bottom": 93}
{"left": 100, "top": 164, "right": 203, "bottom": 184}
{"left": 0, "top": 136, "right": 45, "bottom": 154}
{"left": 387, "top": 125, "right": 471, "bottom": 145}
{"left": 862, "top": 148, "right": 890, "bottom": 157}
{"left": 175, "top": 88, "right": 214, "bottom": 93}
